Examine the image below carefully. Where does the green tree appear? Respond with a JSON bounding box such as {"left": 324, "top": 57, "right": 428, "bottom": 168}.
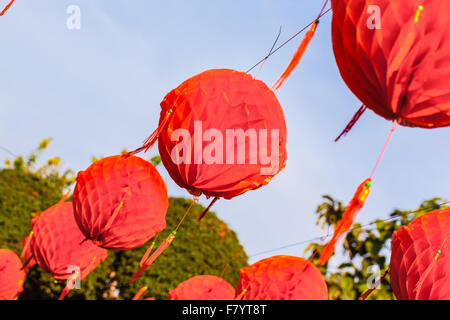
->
{"left": 1, "top": 140, "right": 248, "bottom": 300}
{"left": 306, "top": 195, "right": 448, "bottom": 300}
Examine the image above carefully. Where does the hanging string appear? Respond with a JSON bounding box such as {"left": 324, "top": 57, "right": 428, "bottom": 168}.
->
{"left": 248, "top": 200, "right": 450, "bottom": 258}
{"left": 358, "top": 268, "right": 389, "bottom": 300}
{"left": 370, "top": 121, "right": 398, "bottom": 180}
{"left": 219, "top": 263, "right": 229, "bottom": 279}
{"left": 129, "top": 197, "right": 198, "bottom": 283}
{"left": 308, "top": 227, "right": 331, "bottom": 263}
{"left": 198, "top": 197, "right": 219, "bottom": 221}
{"left": 317, "top": 120, "right": 399, "bottom": 265}
{"left": 0, "top": 144, "right": 18, "bottom": 157}
{"left": 252, "top": 26, "right": 283, "bottom": 79}
{"left": 246, "top": 7, "right": 332, "bottom": 74}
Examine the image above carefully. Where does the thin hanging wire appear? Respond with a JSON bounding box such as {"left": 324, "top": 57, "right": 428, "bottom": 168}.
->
{"left": 248, "top": 200, "right": 450, "bottom": 258}
{"left": 246, "top": 7, "right": 332, "bottom": 74}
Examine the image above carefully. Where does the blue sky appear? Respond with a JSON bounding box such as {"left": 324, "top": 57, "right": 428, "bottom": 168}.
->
{"left": 1, "top": 1, "right": 449, "bottom": 267}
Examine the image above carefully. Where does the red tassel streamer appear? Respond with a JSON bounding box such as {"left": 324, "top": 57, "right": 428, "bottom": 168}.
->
{"left": 130, "top": 198, "right": 196, "bottom": 283}
{"left": 198, "top": 197, "right": 219, "bottom": 221}
{"left": 129, "top": 233, "right": 176, "bottom": 284}
{"left": 126, "top": 110, "right": 173, "bottom": 157}
{"left": 334, "top": 105, "right": 367, "bottom": 142}
{"left": 132, "top": 286, "right": 148, "bottom": 300}
{"left": 318, "top": 178, "right": 372, "bottom": 266}
{"left": 0, "top": 0, "right": 14, "bottom": 16}
{"left": 139, "top": 234, "right": 159, "bottom": 267}
{"left": 358, "top": 269, "right": 389, "bottom": 300}
{"left": 58, "top": 274, "right": 78, "bottom": 300}
{"left": 414, "top": 236, "right": 449, "bottom": 299}
{"left": 271, "top": 21, "right": 319, "bottom": 91}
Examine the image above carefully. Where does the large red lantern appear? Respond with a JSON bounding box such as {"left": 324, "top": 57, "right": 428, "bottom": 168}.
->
{"left": 128, "top": 69, "right": 287, "bottom": 282}
{"left": 0, "top": 249, "right": 25, "bottom": 300}
{"left": 73, "top": 155, "right": 168, "bottom": 250}
{"left": 156, "top": 69, "right": 287, "bottom": 200}
{"left": 236, "top": 255, "right": 328, "bottom": 300}
{"left": 318, "top": 0, "right": 450, "bottom": 265}
{"left": 390, "top": 208, "right": 450, "bottom": 300}
{"left": 332, "top": 0, "right": 450, "bottom": 130}
{"left": 168, "top": 275, "right": 235, "bottom": 300}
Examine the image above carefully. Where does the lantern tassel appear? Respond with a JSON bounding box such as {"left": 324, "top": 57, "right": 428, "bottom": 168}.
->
{"left": 271, "top": 20, "right": 319, "bottom": 92}
{"left": 126, "top": 109, "right": 173, "bottom": 157}
{"left": 334, "top": 105, "right": 367, "bottom": 142}
{"left": 0, "top": 0, "right": 14, "bottom": 16}
{"left": 101, "top": 201, "right": 124, "bottom": 235}
{"left": 57, "top": 273, "right": 78, "bottom": 300}
{"left": 132, "top": 286, "right": 148, "bottom": 300}
{"left": 358, "top": 269, "right": 389, "bottom": 300}
{"left": 414, "top": 236, "right": 449, "bottom": 299}
{"left": 198, "top": 197, "right": 219, "bottom": 221}
{"left": 318, "top": 121, "right": 397, "bottom": 265}
{"left": 139, "top": 233, "right": 159, "bottom": 267}
{"left": 235, "top": 289, "right": 247, "bottom": 300}
{"left": 58, "top": 285, "right": 72, "bottom": 300}
{"left": 129, "top": 232, "right": 176, "bottom": 284}
{"left": 130, "top": 198, "right": 197, "bottom": 283}
{"left": 318, "top": 178, "right": 372, "bottom": 266}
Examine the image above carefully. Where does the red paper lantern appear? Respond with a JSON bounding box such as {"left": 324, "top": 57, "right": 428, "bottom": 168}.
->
{"left": 73, "top": 155, "right": 168, "bottom": 250}
{"left": 168, "top": 275, "right": 235, "bottom": 300}
{"left": 30, "top": 202, "right": 107, "bottom": 280}
{"left": 236, "top": 255, "right": 328, "bottom": 300}
{"left": 331, "top": 0, "right": 450, "bottom": 129}
{"left": 0, "top": 249, "right": 25, "bottom": 300}
{"left": 157, "top": 69, "right": 287, "bottom": 200}
{"left": 390, "top": 208, "right": 450, "bottom": 300}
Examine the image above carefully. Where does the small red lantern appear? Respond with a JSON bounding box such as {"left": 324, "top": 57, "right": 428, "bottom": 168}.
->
{"left": 236, "top": 255, "right": 328, "bottom": 300}
{"left": 168, "top": 275, "right": 235, "bottom": 300}
{"left": 73, "top": 155, "right": 168, "bottom": 250}
{"left": 390, "top": 208, "right": 450, "bottom": 300}
{"left": 30, "top": 202, "right": 107, "bottom": 280}
{"left": 0, "top": 249, "right": 25, "bottom": 300}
